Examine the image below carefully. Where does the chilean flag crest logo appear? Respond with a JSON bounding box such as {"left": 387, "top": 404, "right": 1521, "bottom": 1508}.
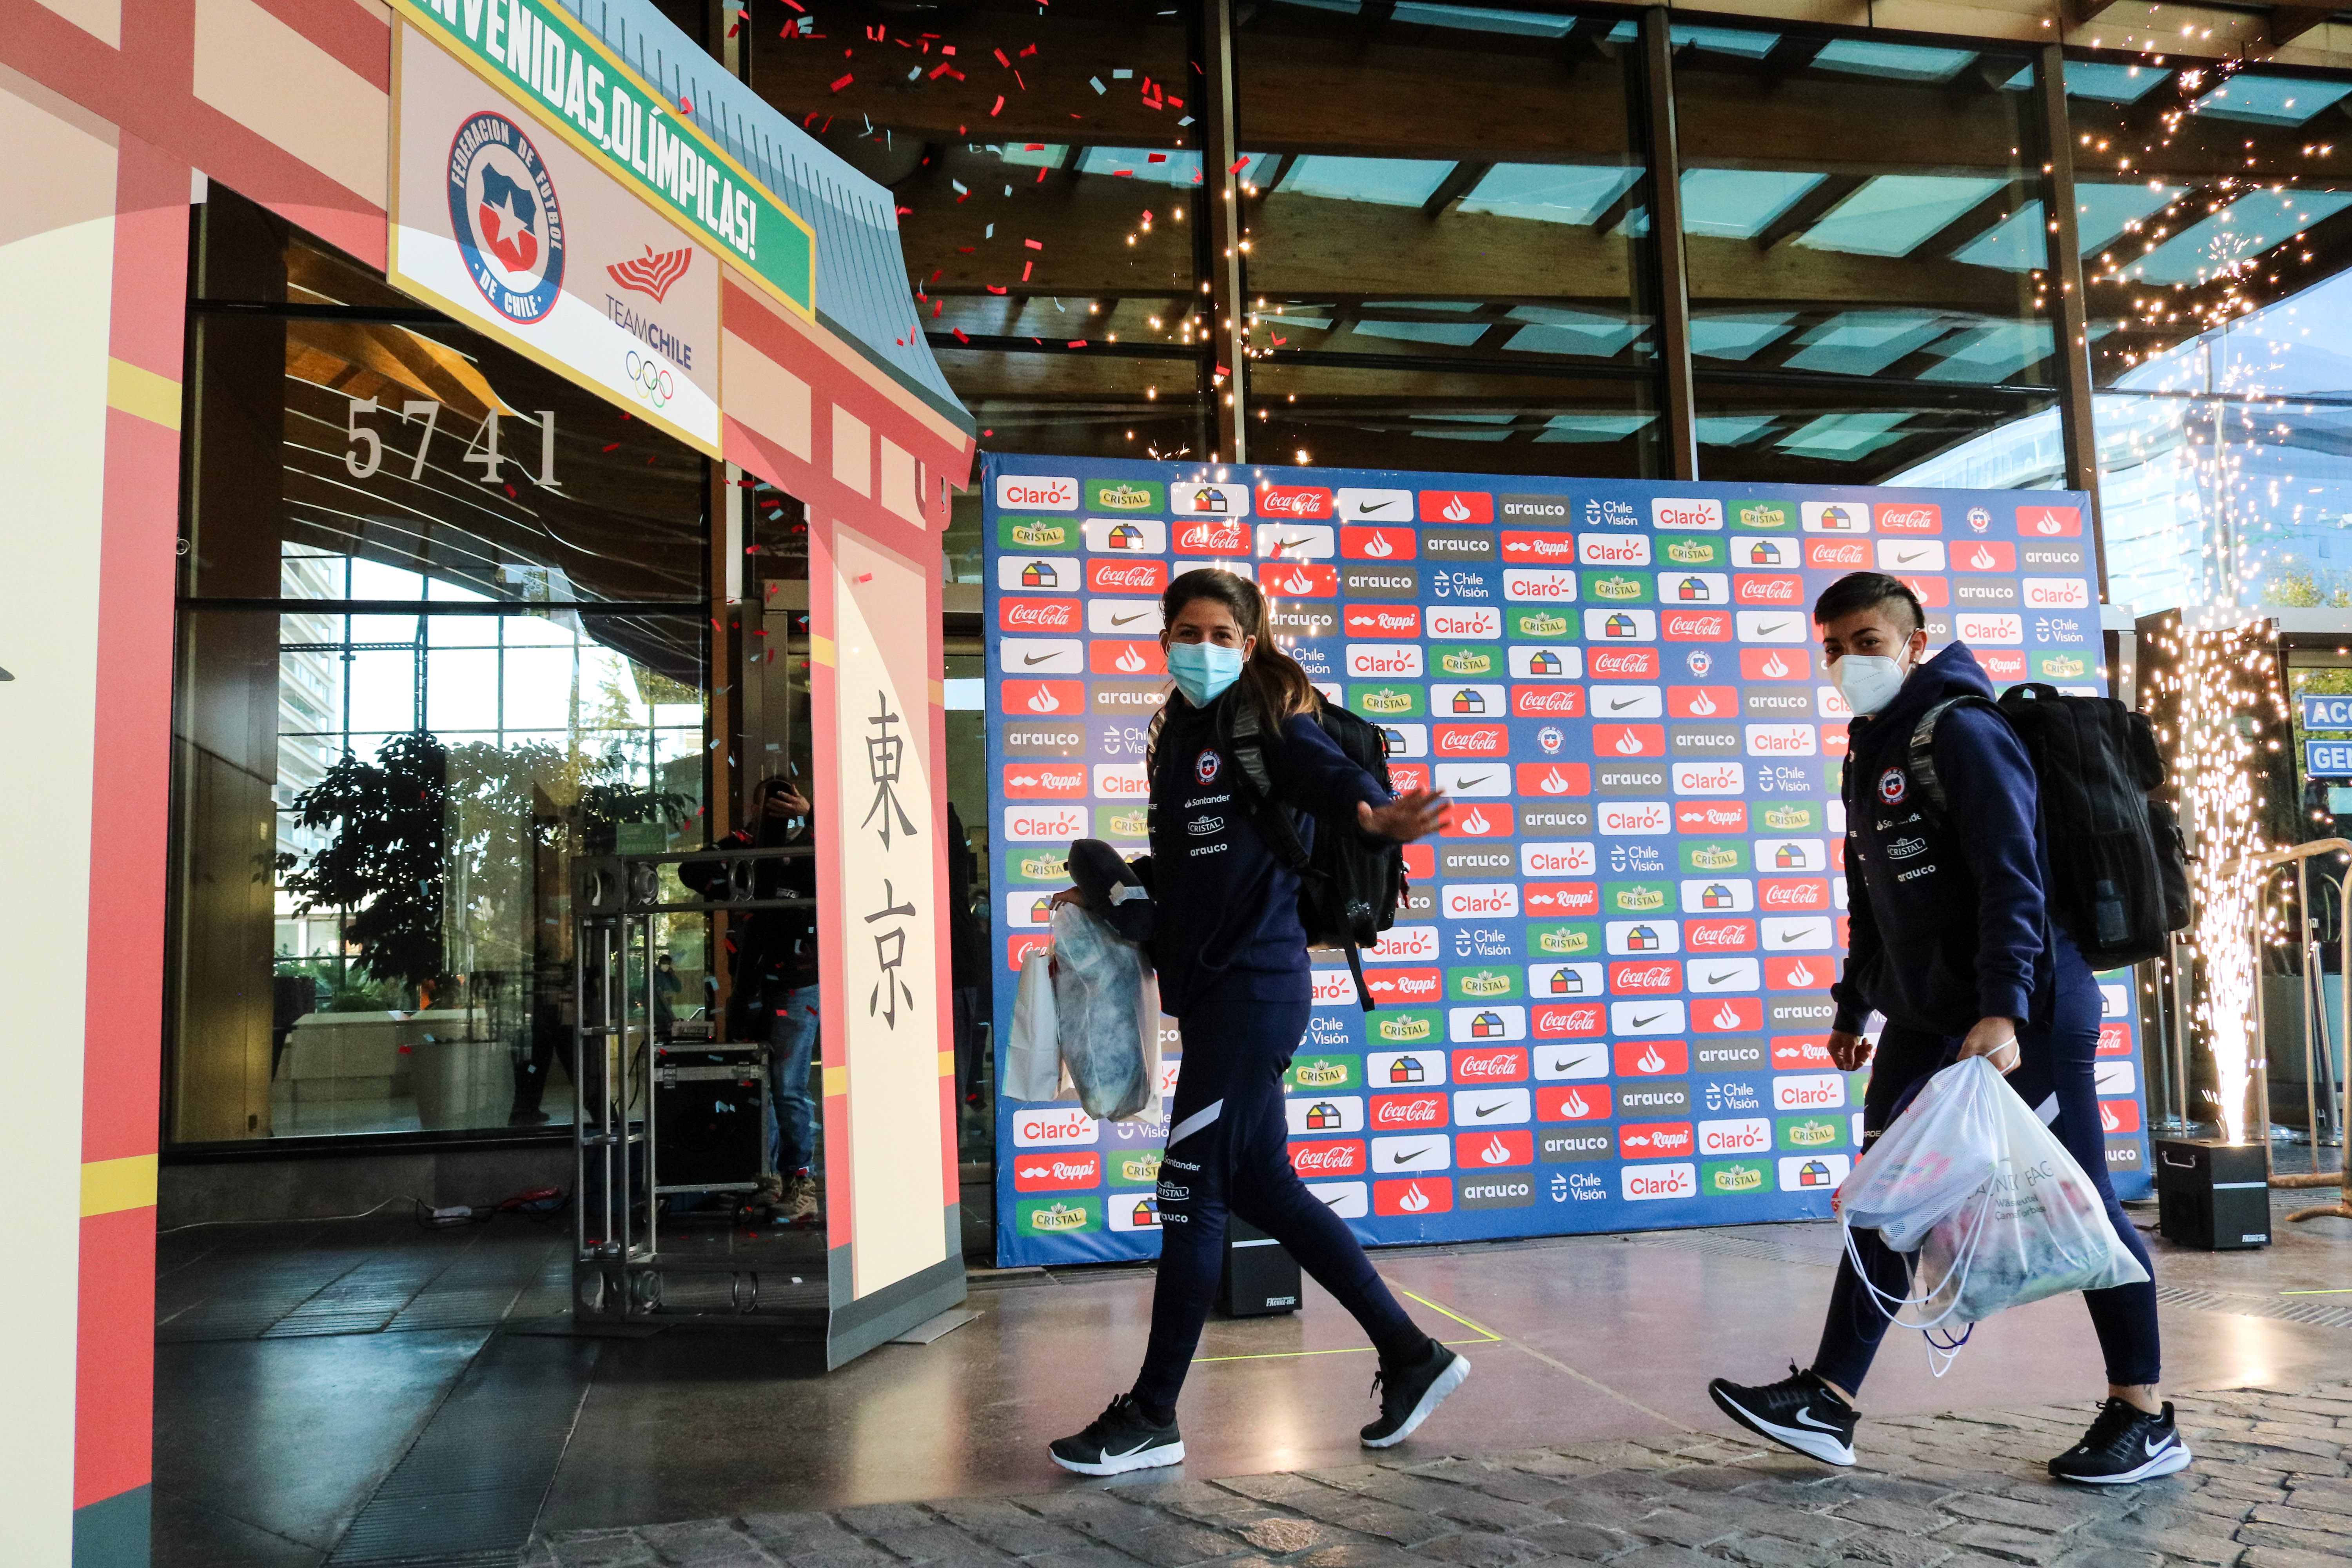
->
{"left": 448, "top": 113, "right": 565, "bottom": 324}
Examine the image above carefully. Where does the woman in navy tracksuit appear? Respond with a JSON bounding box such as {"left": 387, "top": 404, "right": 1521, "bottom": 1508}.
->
{"left": 1706, "top": 572, "right": 2182, "bottom": 1487}
{"left": 1048, "top": 567, "right": 1465, "bottom": 1476}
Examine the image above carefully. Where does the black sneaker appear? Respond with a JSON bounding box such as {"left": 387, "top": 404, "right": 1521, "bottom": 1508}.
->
{"left": 1049, "top": 1394, "right": 1184, "bottom": 1476}
{"left": 1707, "top": 1365, "right": 1858, "bottom": 1466}
{"left": 1360, "top": 1343, "right": 1470, "bottom": 1448}
{"left": 2048, "top": 1398, "right": 2192, "bottom": 1485}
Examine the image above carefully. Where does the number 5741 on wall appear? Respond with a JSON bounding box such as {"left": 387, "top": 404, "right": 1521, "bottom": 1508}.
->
{"left": 343, "top": 397, "right": 561, "bottom": 488}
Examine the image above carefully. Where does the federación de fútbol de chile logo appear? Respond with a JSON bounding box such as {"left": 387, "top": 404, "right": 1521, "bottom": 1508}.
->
{"left": 448, "top": 113, "right": 564, "bottom": 324}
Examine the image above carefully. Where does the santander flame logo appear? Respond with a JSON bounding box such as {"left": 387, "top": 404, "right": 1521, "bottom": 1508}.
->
{"left": 1613, "top": 730, "right": 1645, "bottom": 756}
{"left": 1968, "top": 546, "right": 1997, "bottom": 570}
{"left": 1398, "top": 1182, "right": 1432, "bottom": 1212}
{"left": 1636, "top": 1044, "right": 1666, "bottom": 1074}
{"left": 1459, "top": 807, "right": 1493, "bottom": 834}
{"left": 1561, "top": 1088, "right": 1592, "bottom": 1118}
{"left": 1027, "top": 687, "right": 1062, "bottom": 713}
{"left": 1480, "top": 1135, "right": 1514, "bottom": 1166}
{"left": 1690, "top": 690, "right": 1717, "bottom": 716}
{"left": 1711, "top": 1003, "right": 1742, "bottom": 1029}
{"left": 1760, "top": 653, "right": 1789, "bottom": 678}
{"left": 606, "top": 243, "right": 693, "bottom": 303}
{"left": 2100, "top": 1102, "right": 2121, "bottom": 1133}
{"left": 1538, "top": 768, "right": 1573, "bottom": 796}
{"left": 1441, "top": 495, "right": 1474, "bottom": 522}
{"left": 1787, "top": 960, "right": 1815, "bottom": 986}
{"left": 1276, "top": 568, "right": 1317, "bottom": 595}
{"left": 1115, "top": 646, "right": 1147, "bottom": 673}
{"left": 1362, "top": 532, "right": 1396, "bottom": 558}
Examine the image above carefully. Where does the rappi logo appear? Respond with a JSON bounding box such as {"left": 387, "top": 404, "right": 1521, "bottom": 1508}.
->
{"left": 1524, "top": 882, "right": 1599, "bottom": 917}
{"left": 1695, "top": 998, "right": 1763, "bottom": 1033}
{"left": 1590, "top": 648, "right": 1660, "bottom": 680}
{"left": 1979, "top": 650, "right": 2028, "bottom": 681}
{"left": 1454, "top": 1047, "right": 1528, "bottom": 1083}
{"left": 1436, "top": 725, "right": 1508, "bottom": 755}
{"left": 1500, "top": 531, "right": 1577, "bottom": 561}
{"left": 1733, "top": 575, "right": 1804, "bottom": 606}
{"left": 1876, "top": 504, "right": 1942, "bottom": 535}
{"left": 1620, "top": 1122, "right": 1695, "bottom": 1158}
{"left": 1363, "top": 967, "right": 1441, "bottom": 1002}
{"left": 1002, "top": 763, "right": 1087, "bottom": 799}
{"left": 1513, "top": 687, "right": 1585, "bottom": 718}
{"left": 1677, "top": 802, "right": 1749, "bottom": 833}
{"left": 1610, "top": 960, "right": 1682, "bottom": 993}
{"left": 1663, "top": 610, "right": 1731, "bottom": 641}
{"left": 1740, "top": 649, "right": 1810, "bottom": 681}
{"left": 1346, "top": 604, "right": 1422, "bottom": 637}
{"left": 1371, "top": 1093, "right": 1448, "bottom": 1129}
{"left": 1012, "top": 1151, "right": 1100, "bottom": 1191}
{"left": 998, "top": 597, "right": 1080, "bottom": 633}
{"left": 1289, "top": 1140, "right": 1367, "bottom": 1177}
{"left": 1259, "top": 485, "right": 1334, "bottom": 519}
{"left": 1088, "top": 559, "right": 1168, "bottom": 594}
{"left": 1176, "top": 517, "right": 1247, "bottom": 554}
{"left": 1773, "top": 1036, "right": 1836, "bottom": 1069}
{"left": 1685, "top": 918, "right": 1756, "bottom": 951}
{"left": 1532, "top": 1003, "right": 1603, "bottom": 1038}
{"left": 1806, "top": 540, "right": 1871, "bottom": 570}
{"left": 1421, "top": 491, "right": 1494, "bottom": 524}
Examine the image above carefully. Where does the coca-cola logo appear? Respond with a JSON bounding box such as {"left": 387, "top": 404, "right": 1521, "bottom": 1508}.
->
{"left": 1686, "top": 918, "right": 1755, "bottom": 950}
{"left": 1513, "top": 688, "right": 1582, "bottom": 715}
{"left": 1806, "top": 541, "right": 1869, "bottom": 569}
{"left": 1177, "top": 519, "right": 1246, "bottom": 551}
{"left": 1610, "top": 962, "right": 1680, "bottom": 992}
{"left": 1663, "top": 611, "right": 1730, "bottom": 640}
{"left": 1289, "top": 1140, "right": 1365, "bottom": 1174}
{"left": 1454, "top": 1049, "right": 1526, "bottom": 1080}
{"left": 1002, "top": 600, "right": 1078, "bottom": 629}
{"left": 1591, "top": 649, "right": 1658, "bottom": 678}
{"left": 1088, "top": 560, "right": 1167, "bottom": 593}
{"left": 1437, "top": 726, "right": 1506, "bottom": 753}
{"left": 1373, "top": 1094, "right": 1446, "bottom": 1126}
{"left": 1259, "top": 485, "right": 1333, "bottom": 517}
{"left": 1734, "top": 575, "right": 1802, "bottom": 604}
{"left": 1534, "top": 1004, "right": 1602, "bottom": 1036}
{"left": 1762, "top": 880, "right": 1827, "bottom": 907}
{"left": 1876, "top": 504, "right": 1940, "bottom": 534}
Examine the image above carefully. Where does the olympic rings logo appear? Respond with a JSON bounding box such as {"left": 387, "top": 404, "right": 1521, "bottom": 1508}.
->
{"left": 624, "top": 350, "right": 675, "bottom": 409}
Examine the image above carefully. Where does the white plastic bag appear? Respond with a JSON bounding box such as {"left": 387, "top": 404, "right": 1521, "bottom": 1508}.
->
{"left": 1838, "top": 1054, "right": 2149, "bottom": 1346}
{"left": 1002, "top": 948, "right": 1064, "bottom": 1103}
{"left": 1050, "top": 903, "right": 1161, "bottom": 1122}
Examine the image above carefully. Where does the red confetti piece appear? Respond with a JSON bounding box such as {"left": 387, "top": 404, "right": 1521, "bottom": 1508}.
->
{"left": 1272, "top": 335, "right": 1287, "bottom": 346}
{"left": 1034, "top": 167, "right": 1047, "bottom": 183}
{"left": 857, "top": 572, "right": 874, "bottom": 583}
{"left": 780, "top": 18, "right": 797, "bottom": 35}
{"left": 932, "top": 298, "right": 943, "bottom": 316}
{"left": 995, "top": 48, "right": 1011, "bottom": 66}
{"left": 1024, "top": 238, "right": 1043, "bottom": 249}
{"left": 504, "top": 483, "right": 517, "bottom": 497}
{"left": 601, "top": 442, "right": 620, "bottom": 452}
{"left": 1168, "top": 96, "right": 1183, "bottom": 109}
{"left": 986, "top": 285, "right": 1007, "bottom": 294}
{"left": 1016, "top": 70, "right": 1027, "bottom": 90}
{"left": 680, "top": 96, "right": 693, "bottom": 111}
{"left": 831, "top": 73, "right": 853, "bottom": 91}
{"left": 896, "top": 205, "right": 913, "bottom": 215}
{"left": 953, "top": 329, "right": 969, "bottom": 343}
{"left": 1229, "top": 157, "right": 1249, "bottom": 173}
{"left": 1020, "top": 44, "right": 1036, "bottom": 56}
{"left": 1067, "top": 339, "right": 1087, "bottom": 348}
{"left": 780, "top": 0, "right": 803, "bottom": 9}
{"left": 941, "top": 44, "right": 955, "bottom": 55}
{"left": 1021, "top": 261, "right": 1033, "bottom": 281}
{"left": 991, "top": 94, "right": 1004, "bottom": 116}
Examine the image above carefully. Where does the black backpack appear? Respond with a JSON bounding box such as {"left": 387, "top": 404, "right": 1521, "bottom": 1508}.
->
{"left": 1908, "top": 683, "right": 2190, "bottom": 970}
{"left": 1150, "top": 691, "right": 1409, "bottom": 1010}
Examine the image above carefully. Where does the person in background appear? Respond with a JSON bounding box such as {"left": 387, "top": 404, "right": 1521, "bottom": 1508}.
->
{"left": 1046, "top": 568, "right": 1462, "bottom": 1477}
{"left": 681, "top": 770, "right": 821, "bottom": 1224}
{"left": 1704, "top": 571, "right": 2180, "bottom": 1486}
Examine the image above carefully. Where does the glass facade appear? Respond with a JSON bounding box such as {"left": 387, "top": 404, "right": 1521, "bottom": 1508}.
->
{"left": 172, "top": 191, "right": 717, "bottom": 1144}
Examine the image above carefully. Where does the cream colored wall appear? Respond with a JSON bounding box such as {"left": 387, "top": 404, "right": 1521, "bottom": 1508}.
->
{"left": 0, "top": 69, "right": 118, "bottom": 1568}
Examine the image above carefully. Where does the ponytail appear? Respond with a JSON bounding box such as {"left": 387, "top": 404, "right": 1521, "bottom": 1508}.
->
{"left": 1161, "top": 567, "right": 1319, "bottom": 728}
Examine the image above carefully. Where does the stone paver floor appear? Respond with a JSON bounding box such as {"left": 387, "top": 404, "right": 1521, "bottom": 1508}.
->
{"left": 526, "top": 1379, "right": 2352, "bottom": 1568}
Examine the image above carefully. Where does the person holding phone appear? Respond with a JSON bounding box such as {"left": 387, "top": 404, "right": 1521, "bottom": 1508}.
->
{"left": 1046, "top": 568, "right": 1466, "bottom": 1476}
{"left": 1704, "top": 572, "right": 2179, "bottom": 1486}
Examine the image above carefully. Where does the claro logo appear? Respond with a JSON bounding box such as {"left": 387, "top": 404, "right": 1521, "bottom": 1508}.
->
{"left": 995, "top": 475, "right": 1079, "bottom": 510}
{"left": 1013, "top": 1107, "right": 1097, "bottom": 1146}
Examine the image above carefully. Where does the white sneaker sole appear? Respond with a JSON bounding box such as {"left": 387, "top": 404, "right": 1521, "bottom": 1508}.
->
{"left": 1361, "top": 1353, "right": 1471, "bottom": 1449}
{"left": 1049, "top": 1438, "right": 1185, "bottom": 1477}
{"left": 1708, "top": 1383, "right": 1857, "bottom": 1467}
{"left": 2053, "top": 1440, "right": 2192, "bottom": 1485}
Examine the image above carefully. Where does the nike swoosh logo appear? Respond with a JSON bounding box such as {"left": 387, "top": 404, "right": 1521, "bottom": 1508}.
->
{"left": 1391, "top": 1149, "right": 1434, "bottom": 1164}
{"left": 1452, "top": 774, "right": 1491, "bottom": 789}
{"left": 2144, "top": 1435, "right": 2172, "bottom": 1456}
{"left": 1896, "top": 550, "right": 1929, "bottom": 564}
{"left": 1776, "top": 931, "right": 1807, "bottom": 944}
{"left": 1705, "top": 970, "right": 1738, "bottom": 985}
{"left": 1755, "top": 621, "right": 1789, "bottom": 635}
{"left": 1608, "top": 698, "right": 1643, "bottom": 711}
{"left": 1022, "top": 653, "right": 1063, "bottom": 666}
{"left": 1274, "top": 535, "right": 1312, "bottom": 550}
{"left": 1110, "top": 612, "right": 1149, "bottom": 626}
{"left": 1356, "top": 501, "right": 1396, "bottom": 514}
{"left": 1474, "top": 1101, "right": 1507, "bottom": 1117}
{"left": 1632, "top": 1012, "right": 1664, "bottom": 1028}
{"left": 1792, "top": 1409, "right": 1842, "bottom": 1432}
{"left": 1550, "top": 1059, "right": 1588, "bottom": 1073}
{"left": 1105, "top": 1437, "right": 1158, "bottom": 1457}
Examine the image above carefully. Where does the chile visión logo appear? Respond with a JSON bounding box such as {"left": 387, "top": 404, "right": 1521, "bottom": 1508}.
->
{"left": 448, "top": 113, "right": 564, "bottom": 324}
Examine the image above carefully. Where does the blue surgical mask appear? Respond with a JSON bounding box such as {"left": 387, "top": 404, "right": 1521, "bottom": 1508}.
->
{"left": 1165, "top": 642, "right": 1245, "bottom": 708}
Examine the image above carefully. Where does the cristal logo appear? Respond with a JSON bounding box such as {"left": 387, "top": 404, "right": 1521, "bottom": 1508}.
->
{"left": 1458, "top": 969, "right": 1509, "bottom": 996}
{"left": 1441, "top": 651, "right": 1494, "bottom": 675}
{"left": 1379, "top": 1015, "right": 1434, "bottom": 1041}
{"left": 1011, "top": 523, "right": 1068, "bottom": 547}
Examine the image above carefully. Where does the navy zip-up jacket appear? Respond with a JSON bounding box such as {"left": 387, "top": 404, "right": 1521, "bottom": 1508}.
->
{"left": 1831, "top": 642, "right": 2050, "bottom": 1037}
{"left": 1137, "top": 688, "right": 1390, "bottom": 1016}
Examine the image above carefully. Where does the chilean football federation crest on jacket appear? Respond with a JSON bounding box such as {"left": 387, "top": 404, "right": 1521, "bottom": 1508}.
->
{"left": 448, "top": 113, "right": 565, "bottom": 324}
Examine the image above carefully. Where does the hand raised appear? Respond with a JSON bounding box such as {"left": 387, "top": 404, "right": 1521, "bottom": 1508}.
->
{"left": 1358, "top": 788, "right": 1452, "bottom": 844}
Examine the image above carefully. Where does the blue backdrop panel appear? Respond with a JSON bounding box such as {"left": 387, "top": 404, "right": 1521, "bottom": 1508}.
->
{"left": 980, "top": 456, "right": 2152, "bottom": 1267}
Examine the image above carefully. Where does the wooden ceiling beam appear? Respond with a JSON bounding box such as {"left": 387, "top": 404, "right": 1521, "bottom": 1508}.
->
{"left": 1422, "top": 161, "right": 1494, "bottom": 220}
{"left": 1751, "top": 175, "right": 1865, "bottom": 253}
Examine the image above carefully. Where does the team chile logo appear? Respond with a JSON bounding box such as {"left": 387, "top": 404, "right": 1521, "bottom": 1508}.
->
{"left": 1196, "top": 749, "right": 1221, "bottom": 785}
{"left": 1877, "top": 767, "right": 1908, "bottom": 806}
{"left": 448, "top": 113, "right": 565, "bottom": 324}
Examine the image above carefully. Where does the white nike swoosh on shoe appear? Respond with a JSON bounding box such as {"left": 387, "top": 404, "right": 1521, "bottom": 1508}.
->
{"left": 2144, "top": 1435, "right": 2173, "bottom": 1457}
{"left": 1709, "top": 1385, "right": 1856, "bottom": 1467}
{"left": 1793, "top": 1408, "right": 1844, "bottom": 1432}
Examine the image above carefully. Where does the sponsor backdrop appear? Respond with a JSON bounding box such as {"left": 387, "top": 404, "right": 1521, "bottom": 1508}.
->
{"left": 982, "top": 456, "right": 2152, "bottom": 1266}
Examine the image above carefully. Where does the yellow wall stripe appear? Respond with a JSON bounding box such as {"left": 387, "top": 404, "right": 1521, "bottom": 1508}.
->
{"left": 822, "top": 1064, "right": 848, "bottom": 1097}
{"left": 80, "top": 1154, "right": 158, "bottom": 1218}
{"left": 105, "top": 358, "right": 180, "bottom": 431}
{"left": 809, "top": 634, "right": 837, "bottom": 667}
{"left": 937, "top": 1050, "right": 955, "bottom": 1077}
